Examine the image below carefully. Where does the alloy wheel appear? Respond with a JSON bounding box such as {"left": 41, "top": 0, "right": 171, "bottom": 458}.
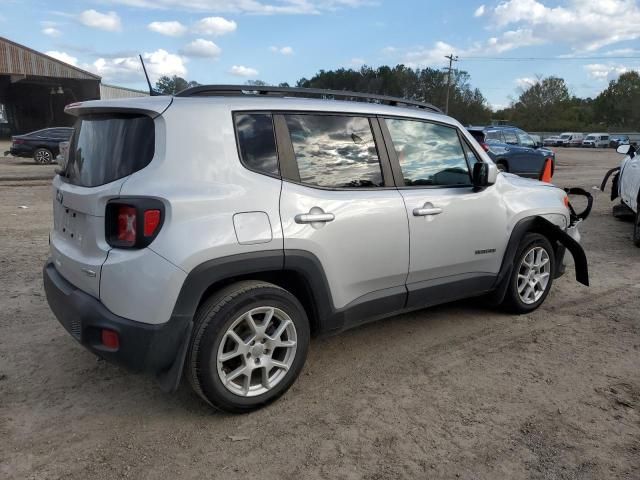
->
{"left": 216, "top": 306, "right": 297, "bottom": 397}
{"left": 516, "top": 246, "right": 551, "bottom": 305}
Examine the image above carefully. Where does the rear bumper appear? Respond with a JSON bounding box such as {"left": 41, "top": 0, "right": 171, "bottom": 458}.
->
{"left": 43, "top": 261, "right": 189, "bottom": 375}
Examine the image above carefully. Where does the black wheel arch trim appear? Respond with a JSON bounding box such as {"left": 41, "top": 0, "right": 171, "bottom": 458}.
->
{"left": 487, "top": 215, "right": 589, "bottom": 305}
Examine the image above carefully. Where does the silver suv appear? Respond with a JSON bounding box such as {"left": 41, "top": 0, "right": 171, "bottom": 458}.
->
{"left": 44, "top": 86, "right": 589, "bottom": 412}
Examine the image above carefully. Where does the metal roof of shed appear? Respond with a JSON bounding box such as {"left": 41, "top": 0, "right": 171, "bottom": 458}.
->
{"left": 0, "top": 36, "right": 100, "bottom": 80}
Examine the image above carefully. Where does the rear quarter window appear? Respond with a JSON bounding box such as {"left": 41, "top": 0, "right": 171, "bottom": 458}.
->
{"left": 234, "top": 113, "right": 279, "bottom": 176}
{"left": 65, "top": 114, "right": 155, "bottom": 187}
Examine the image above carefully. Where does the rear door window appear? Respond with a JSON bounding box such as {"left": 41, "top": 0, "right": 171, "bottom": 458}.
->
{"left": 284, "top": 114, "right": 384, "bottom": 188}
{"left": 485, "top": 130, "right": 504, "bottom": 144}
{"left": 65, "top": 114, "right": 155, "bottom": 187}
{"left": 503, "top": 130, "right": 518, "bottom": 144}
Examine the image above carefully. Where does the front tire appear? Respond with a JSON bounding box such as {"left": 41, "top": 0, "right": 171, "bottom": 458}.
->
{"left": 33, "top": 148, "right": 53, "bottom": 164}
{"left": 496, "top": 161, "right": 508, "bottom": 173}
{"left": 187, "top": 281, "right": 310, "bottom": 413}
{"left": 502, "top": 233, "right": 555, "bottom": 313}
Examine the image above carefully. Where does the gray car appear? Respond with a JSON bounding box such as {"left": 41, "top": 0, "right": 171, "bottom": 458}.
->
{"left": 43, "top": 86, "right": 589, "bottom": 412}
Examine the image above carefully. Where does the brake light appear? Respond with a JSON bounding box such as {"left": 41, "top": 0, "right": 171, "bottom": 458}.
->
{"left": 541, "top": 158, "right": 554, "bottom": 183}
{"left": 480, "top": 142, "right": 490, "bottom": 152}
{"left": 106, "top": 199, "right": 164, "bottom": 249}
{"left": 563, "top": 196, "right": 570, "bottom": 208}
{"left": 144, "top": 209, "right": 161, "bottom": 236}
{"left": 12, "top": 139, "right": 24, "bottom": 145}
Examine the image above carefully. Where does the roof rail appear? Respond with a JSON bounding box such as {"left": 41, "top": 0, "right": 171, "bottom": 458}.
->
{"left": 174, "top": 84, "right": 442, "bottom": 113}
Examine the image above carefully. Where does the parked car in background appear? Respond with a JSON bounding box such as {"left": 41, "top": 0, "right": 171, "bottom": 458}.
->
{"left": 543, "top": 135, "right": 561, "bottom": 147}
{"left": 582, "top": 133, "right": 610, "bottom": 148}
{"left": 558, "top": 132, "right": 584, "bottom": 147}
{"left": 602, "top": 144, "right": 640, "bottom": 246}
{"left": 609, "top": 135, "right": 630, "bottom": 148}
{"left": 9, "top": 127, "right": 73, "bottom": 164}
{"left": 467, "top": 126, "right": 555, "bottom": 180}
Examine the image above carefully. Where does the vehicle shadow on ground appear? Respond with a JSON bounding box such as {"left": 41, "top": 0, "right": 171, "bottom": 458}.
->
{"left": 53, "top": 297, "right": 501, "bottom": 418}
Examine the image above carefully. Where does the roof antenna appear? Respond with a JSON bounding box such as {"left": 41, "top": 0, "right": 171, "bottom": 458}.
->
{"left": 139, "top": 54, "right": 159, "bottom": 96}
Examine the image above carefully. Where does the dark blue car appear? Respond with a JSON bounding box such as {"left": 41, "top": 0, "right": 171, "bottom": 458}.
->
{"left": 467, "top": 126, "right": 555, "bottom": 180}
{"left": 9, "top": 127, "right": 74, "bottom": 164}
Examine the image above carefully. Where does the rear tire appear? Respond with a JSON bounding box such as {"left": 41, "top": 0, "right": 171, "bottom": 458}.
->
{"left": 501, "top": 233, "right": 555, "bottom": 314}
{"left": 496, "top": 161, "right": 508, "bottom": 173}
{"left": 33, "top": 148, "right": 53, "bottom": 164}
{"left": 187, "top": 281, "right": 310, "bottom": 413}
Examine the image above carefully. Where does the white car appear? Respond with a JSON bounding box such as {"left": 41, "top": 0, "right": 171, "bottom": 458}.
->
{"left": 604, "top": 144, "right": 640, "bottom": 245}
{"left": 582, "top": 133, "right": 610, "bottom": 148}
{"left": 43, "top": 86, "right": 590, "bottom": 412}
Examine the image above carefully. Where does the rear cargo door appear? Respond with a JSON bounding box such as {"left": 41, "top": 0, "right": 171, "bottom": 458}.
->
{"left": 49, "top": 112, "right": 157, "bottom": 298}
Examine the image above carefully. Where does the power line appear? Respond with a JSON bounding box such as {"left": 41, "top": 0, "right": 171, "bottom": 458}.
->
{"left": 458, "top": 55, "right": 640, "bottom": 62}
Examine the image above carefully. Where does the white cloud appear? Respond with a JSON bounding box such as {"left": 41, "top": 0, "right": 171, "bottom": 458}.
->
{"left": 45, "top": 51, "right": 78, "bottom": 66}
{"left": 515, "top": 77, "right": 536, "bottom": 88}
{"left": 584, "top": 63, "right": 637, "bottom": 81}
{"left": 269, "top": 45, "right": 294, "bottom": 55}
{"left": 229, "top": 65, "right": 258, "bottom": 77}
{"left": 381, "top": 46, "right": 397, "bottom": 55}
{"left": 193, "top": 16, "right": 237, "bottom": 35}
{"left": 148, "top": 20, "right": 187, "bottom": 36}
{"left": 403, "top": 41, "right": 459, "bottom": 67}
{"left": 349, "top": 57, "right": 365, "bottom": 66}
{"left": 101, "top": 0, "right": 373, "bottom": 14}
{"left": 474, "top": 4, "right": 485, "bottom": 17}
{"left": 78, "top": 10, "right": 122, "bottom": 31}
{"left": 181, "top": 39, "right": 221, "bottom": 58}
{"left": 92, "top": 49, "right": 186, "bottom": 83}
{"left": 42, "top": 27, "right": 61, "bottom": 37}
{"left": 489, "top": 0, "right": 640, "bottom": 52}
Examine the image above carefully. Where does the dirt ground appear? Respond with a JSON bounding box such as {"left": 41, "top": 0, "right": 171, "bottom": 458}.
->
{"left": 1, "top": 148, "right": 638, "bottom": 480}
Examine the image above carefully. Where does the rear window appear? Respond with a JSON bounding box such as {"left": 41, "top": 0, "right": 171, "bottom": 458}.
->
{"left": 65, "top": 114, "right": 154, "bottom": 187}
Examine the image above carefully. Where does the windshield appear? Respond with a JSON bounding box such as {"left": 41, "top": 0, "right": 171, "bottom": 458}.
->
{"left": 585, "top": 135, "right": 596, "bottom": 140}
{"left": 64, "top": 113, "right": 155, "bottom": 187}
{"left": 560, "top": 134, "right": 571, "bottom": 139}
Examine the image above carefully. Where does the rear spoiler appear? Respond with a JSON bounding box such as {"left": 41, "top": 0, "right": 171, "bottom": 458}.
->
{"left": 64, "top": 97, "right": 173, "bottom": 119}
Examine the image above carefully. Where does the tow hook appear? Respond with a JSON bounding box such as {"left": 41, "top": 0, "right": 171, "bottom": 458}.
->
{"left": 564, "top": 187, "right": 593, "bottom": 225}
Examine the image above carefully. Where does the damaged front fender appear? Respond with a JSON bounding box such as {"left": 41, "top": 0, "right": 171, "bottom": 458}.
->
{"left": 488, "top": 216, "right": 589, "bottom": 305}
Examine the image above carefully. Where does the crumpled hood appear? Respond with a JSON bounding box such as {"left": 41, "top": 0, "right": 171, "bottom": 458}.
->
{"left": 500, "top": 172, "right": 558, "bottom": 190}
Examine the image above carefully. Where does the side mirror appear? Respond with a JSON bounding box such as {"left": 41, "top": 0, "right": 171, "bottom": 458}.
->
{"left": 472, "top": 162, "right": 497, "bottom": 189}
{"left": 617, "top": 144, "right": 631, "bottom": 155}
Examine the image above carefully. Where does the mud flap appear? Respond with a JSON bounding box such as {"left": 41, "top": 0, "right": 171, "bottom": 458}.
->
{"left": 487, "top": 216, "right": 589, "bottom": 306}
{"left": 156, "top": 321, "right": 192, "bottom": 393}
{"left": 600, "top": 167, "right": 621, "bottom": 201}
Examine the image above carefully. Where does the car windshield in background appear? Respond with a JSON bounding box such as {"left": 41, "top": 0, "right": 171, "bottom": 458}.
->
{"left": 560, "top": 134, "right": 571, "bottom": 139}
{"left": 64, "top": 114, "right": 154, "bottom": 187}
{"left": 585, "top": 136, "right": 596, "bottom": 140}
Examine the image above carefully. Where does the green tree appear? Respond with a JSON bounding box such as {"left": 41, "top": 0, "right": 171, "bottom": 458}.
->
{"left": 593, "top": 71, "right": 640, "bottom": 128}
{"left": 155, "top": 75, "right": 199, "bottom": 95}
{"left": 295, "top": 64, "right": 492, "bottom": 124}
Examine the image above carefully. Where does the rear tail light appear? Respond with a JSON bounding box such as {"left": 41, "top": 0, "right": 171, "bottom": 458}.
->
{"left": 12, "top": 138, "right": 24, "bottom": 145}
{"left": 541, "top": 158, "right": 554, "bottom": 183}
{"left": 106, "top": 199, "right": 164, "bottom": 249}
{"left": 480, "top": 142, "right": 490, "bottom": 152}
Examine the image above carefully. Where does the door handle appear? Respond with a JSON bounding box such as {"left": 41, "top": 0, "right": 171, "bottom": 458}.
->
{"left": 295, "top": 212, "right": 335, "bottom": 224}
{"left": 413, "top": 205, "right": 443, "bottom": 216}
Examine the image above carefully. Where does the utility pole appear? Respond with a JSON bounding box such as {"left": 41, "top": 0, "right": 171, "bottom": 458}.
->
{"left": 444, "top": 54, "right": 458, "bottom": 115}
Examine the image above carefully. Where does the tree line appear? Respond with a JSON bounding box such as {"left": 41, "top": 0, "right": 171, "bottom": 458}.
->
{"left": 155, "top": 67, "right": 640, "bottom": 131}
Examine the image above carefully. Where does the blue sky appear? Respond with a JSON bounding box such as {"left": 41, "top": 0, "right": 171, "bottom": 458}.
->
{"left": 2, "top": 0, "right": 640, "bottom": 109}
